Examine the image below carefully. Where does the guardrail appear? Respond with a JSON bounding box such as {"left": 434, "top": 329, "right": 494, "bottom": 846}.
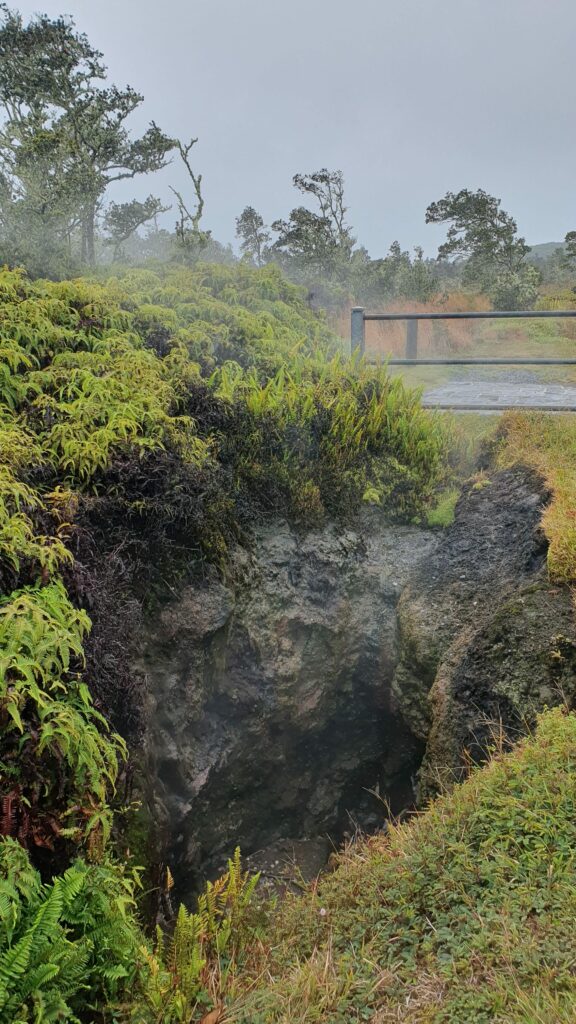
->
{"left": 350, "top": 307, "right": 576, "bottom": 363}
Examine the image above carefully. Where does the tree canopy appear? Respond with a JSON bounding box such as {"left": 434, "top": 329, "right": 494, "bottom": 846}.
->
{"left": 426, "top": 188, "right": 537, "bottom": 307}
{"left": 0, "top": 4, "right": 175, "bottom": 271}
{"left": 271, "top": 168, "right": 355, "bottom": 276}
{"left": 426, "top": 188, "right": 530, "bottom": 277}
{"left": 236, "top": 205, "right": 271, "bottom": 266}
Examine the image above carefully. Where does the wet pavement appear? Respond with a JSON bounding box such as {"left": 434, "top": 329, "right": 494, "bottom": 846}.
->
{"left": 422, "top": 381, "right": 576, "bottom": 410}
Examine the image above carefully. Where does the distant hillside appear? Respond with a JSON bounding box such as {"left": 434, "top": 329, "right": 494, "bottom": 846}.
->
{"left": 528, "top": 240, "right": 565, "bottom": 259}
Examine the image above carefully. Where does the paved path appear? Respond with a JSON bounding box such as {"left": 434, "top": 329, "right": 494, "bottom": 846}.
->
{"left": 422, "top": 381, "right": 576, "bottom": 411}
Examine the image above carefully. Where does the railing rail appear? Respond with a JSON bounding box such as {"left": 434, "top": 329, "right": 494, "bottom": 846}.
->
{"left": 350, "top": 306, "right": 576, "bottom": 363}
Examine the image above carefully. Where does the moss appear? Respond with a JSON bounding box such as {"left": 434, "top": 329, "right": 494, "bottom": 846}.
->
{"left": 426, "top": 486, "right": 460, "bottom": 527}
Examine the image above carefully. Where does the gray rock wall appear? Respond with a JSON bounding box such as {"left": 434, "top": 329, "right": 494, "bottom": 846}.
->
{"left": 141, "top": 520, "right": 436, "bottom": 890}
{"left": 392, "top": 467, "right": 576, "bottom": 797}
{"left": 140, "top": 466, "right": 576, "bottom": 895}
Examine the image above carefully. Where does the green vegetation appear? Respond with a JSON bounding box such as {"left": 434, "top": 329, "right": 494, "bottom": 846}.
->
{"left": 0, "top": 7, "right": 178, "bottom": 274}
{"left": 426, "top": 486, "right": 460, "bottom": 527}
{"left": 138, "top": 848, "right": 262, "bottom": 1022}
{"left": 0, "top": 839, "right": 143, "bottom": 1022}
{"left": 227, "top": 708, "right": 576, "bottom": 1023}
{"left": 425, "top": 188, "right": 538, "bottom": 309}
{"left": 0, "top": 837, "right": 261, "bottom": 1023}
{"left": 1, "top": 10, "right": 575, "bottom": 1023}
{"left": 0, "top": 260, "right": 449, "bottom": 1021}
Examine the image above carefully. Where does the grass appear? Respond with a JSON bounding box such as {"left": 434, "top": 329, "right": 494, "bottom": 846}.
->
{"left": 498, "top": 411, "right": 576, "bottom": 581}
{"left": 227, "top": 708, "right": 576, "bottom": 1023}
{"left": 426, "top": 486, "right": 460, "bottom": 527}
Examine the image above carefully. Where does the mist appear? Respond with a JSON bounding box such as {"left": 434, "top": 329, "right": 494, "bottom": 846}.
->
{"left": 13, "top": 0, "right": 576, "bottom": 255}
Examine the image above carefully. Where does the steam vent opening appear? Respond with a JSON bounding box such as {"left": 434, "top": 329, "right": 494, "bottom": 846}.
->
{"left": 4, "top": 5, "right": 576, "bottom": 1016}
{"left": 142, "top": 520, "right": 436, "bottom": 897}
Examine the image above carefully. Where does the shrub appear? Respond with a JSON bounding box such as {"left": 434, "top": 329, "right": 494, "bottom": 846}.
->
{"left": 0, "top": 581, "right": 125, "bottom": 859}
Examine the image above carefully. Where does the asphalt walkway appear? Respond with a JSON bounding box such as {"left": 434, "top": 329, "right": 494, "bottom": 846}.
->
{"left": 422, "top": 381, "right": 576, "bottom": 411}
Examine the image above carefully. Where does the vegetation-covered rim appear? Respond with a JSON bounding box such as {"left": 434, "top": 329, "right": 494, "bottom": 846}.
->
{"left": 0, "top": 260, "right": 450, "bottom": 1022}
{"left": 0, "top": 256, "right": 575, "bottom": 1022}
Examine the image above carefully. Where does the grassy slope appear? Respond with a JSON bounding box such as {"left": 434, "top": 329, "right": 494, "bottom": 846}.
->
{"left": 230, "top": 709, "right": 576, "bottom": 1024}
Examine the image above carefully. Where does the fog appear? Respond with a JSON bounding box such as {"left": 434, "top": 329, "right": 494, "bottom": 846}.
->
{"left": 14, "top": 0, "right": 576, "bottom": 254}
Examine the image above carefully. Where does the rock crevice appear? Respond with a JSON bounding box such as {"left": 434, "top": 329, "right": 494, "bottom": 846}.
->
{"left": 141, "top": 520, "right": 435, "bottom": 890}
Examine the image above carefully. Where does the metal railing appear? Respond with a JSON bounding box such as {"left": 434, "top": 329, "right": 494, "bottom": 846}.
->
{"left": 350, "top": 307, "right": 576, "bottom": 363}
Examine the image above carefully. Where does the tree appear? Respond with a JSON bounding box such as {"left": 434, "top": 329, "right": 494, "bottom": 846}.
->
{"left": 292, "top": 169, "right": 350, "bottom": 247}
{"left": 489, "top": 265, "right": 540, "bottom": 311}
{"left": 64, "top": 92, "right": 174, "bottom": 266}
{"left": 425, "top": 188, "right": 530, "bottom": 289}
{"left": 235, "top": 206, "right": 270, "bottom": 265}
{"left": 171, "top": 137, "right": 211, "bottom": 263}
{"left": 0, "top": 5, "right": 175, "bottom": 270}
{"left": 564, "top": 231, "right": 576, "bottom": 266}
{"left": 103, "top": 196, "right": 168, "bottom": 261}
{"left": 352, "top": 241, "right": 438, "bottom": 305}
{"left": 271, "top": 168, "right": 355, "bottom": 276}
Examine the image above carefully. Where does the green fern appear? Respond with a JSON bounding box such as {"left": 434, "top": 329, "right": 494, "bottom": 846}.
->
{"left": 137, "top": 849, "right": 261, "bottom": 1023}
{"left": 0, "top": 840, "right": 144, "bottom": 1023}
{"left": 0, "top": 582, "right": 125, "bottom": 846}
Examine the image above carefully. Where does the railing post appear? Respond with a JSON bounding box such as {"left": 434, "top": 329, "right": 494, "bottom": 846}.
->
{"left": 406, "top": 318, "right": 418, "bottom": 359}
{"left": 351, "top": 306, "right": 365, "bottom": 355}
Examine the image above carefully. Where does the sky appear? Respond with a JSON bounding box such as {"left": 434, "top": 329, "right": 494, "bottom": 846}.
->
{"left": 13, "top": 0, "right": 576, "bottom": 256}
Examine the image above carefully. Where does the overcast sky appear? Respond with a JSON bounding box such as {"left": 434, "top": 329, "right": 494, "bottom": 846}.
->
{"left": 14, "top": 0, "right": 576, "bottom": 255}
